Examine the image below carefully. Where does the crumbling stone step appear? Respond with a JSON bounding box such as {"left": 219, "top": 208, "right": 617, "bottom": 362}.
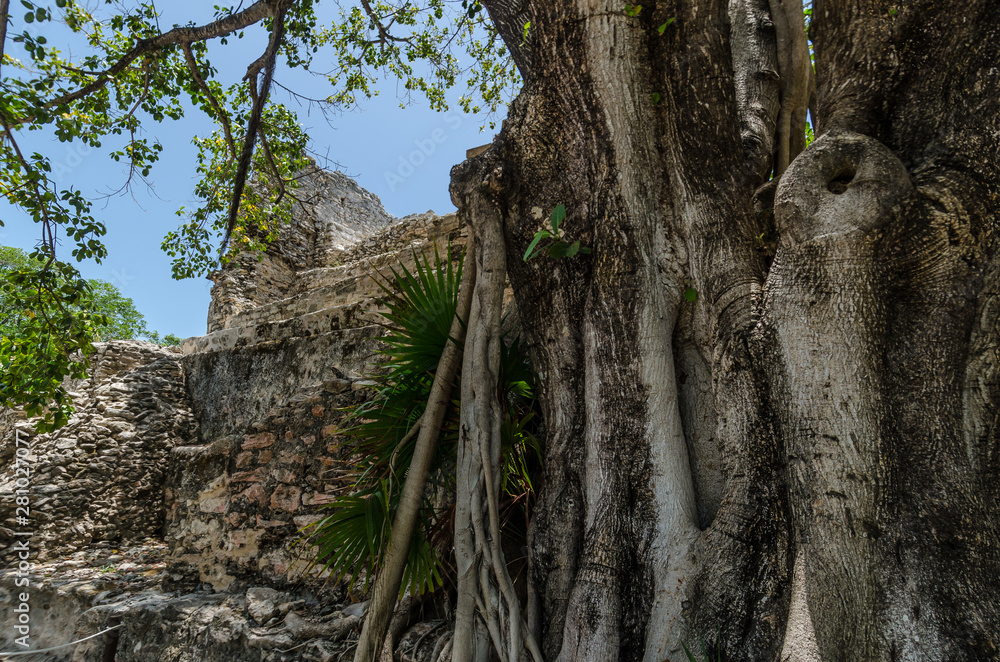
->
{"left": 180, "top": 324, "right": 385, "bottom": 441}
{"left": 334, "top": 210, "right": 462, "bottom": 267}
{"left": 225, "top": 235, "right": 463, "bottom": 332}
{"left": 225, "top": 270, "right": 382, "bottom": 331}
{"left": 292, "top": 231, "right": 465, "bottom": 295}
{"left": 181, "top": 299, "right": 383, "bottom": 355}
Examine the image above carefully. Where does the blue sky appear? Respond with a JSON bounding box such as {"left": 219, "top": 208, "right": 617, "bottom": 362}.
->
{"left": 0, "top": 2, "right": 500, "bottom": 339}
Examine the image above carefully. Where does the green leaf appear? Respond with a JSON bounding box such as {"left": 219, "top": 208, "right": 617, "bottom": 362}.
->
{"left": 550, "top": 204, "right": 567, "bottom": 232}
{"left": 523, "top": 231, "right": 549, "bottom": 262}
{"left": 565, "top": 241, "right": 580, "bottom": 258}
{"left": 684, "top": 287, "right": 698, "bottom": 303}
{"left": 658, "top": 17, "right": 676, "bottom": 33}
{"left": 652, "top": 92, "right": 661, "bottom": 104}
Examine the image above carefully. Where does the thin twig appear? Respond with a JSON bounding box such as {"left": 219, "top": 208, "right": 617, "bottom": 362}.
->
{"left": 182, "top": 42, "right": 237, "bottom": 159}
{"left": 0, "top": 624, "right": 123, "bottom": 657}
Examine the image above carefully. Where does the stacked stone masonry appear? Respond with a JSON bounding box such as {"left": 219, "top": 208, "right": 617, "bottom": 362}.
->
{"left": 0, "top": 169, "right": 465, "bottom": 661}
{"left": 0, "top": 342, "right": 197, "bottom": 562}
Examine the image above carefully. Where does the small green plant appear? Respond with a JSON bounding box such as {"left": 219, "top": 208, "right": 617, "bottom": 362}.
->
{"left": 523, "top": 205, "right": 592, "bottom": 262}
{"left": 680, "top": 629, "right": 723, "bottom": 662}
{"left": 521, "top": 21, "right": 531, "bottom": 45}
{"left": 684, "top": 279, "right": 698, "bottom": 303}
{"left": 658, "top": 18, "right": 676, "bottom": 33}
{"left": 99, "top": 564, "right": 117, "bottom": 574}
{"left": 625, "top": 4, "right": 643, "bottom": 16}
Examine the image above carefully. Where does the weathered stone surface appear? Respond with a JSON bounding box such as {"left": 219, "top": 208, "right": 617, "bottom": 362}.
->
{"left": 246, "top": 586, "right": 283, "bottom": 624}
{"left": 163, "top": 375, "right": 366, "bottom": 591}
{"left": 205, "top": 164, "right": 396, "bottom": 334}
{"left": 181, "top": 328, "right": 382, "bottom": 441}
{"left": 0, "top": 341, "right": 197, "bottom": 562}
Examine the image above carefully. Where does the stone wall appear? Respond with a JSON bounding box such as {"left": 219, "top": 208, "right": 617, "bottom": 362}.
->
{"left": 0, "top": 341, "right": 198, "bottom": 562}
{"left": 181, "top": 329, "right": 382, "bottom": 441}
{"left": 164, "top": 372, "right": 367, "bottom": 592}
{"left": 206, "top": 252, "right": 299, "bottom": 334}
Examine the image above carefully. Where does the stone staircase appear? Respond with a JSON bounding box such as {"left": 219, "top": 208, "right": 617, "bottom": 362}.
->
{"left": 182, "top": 211, "right": 464, "bottom": 356}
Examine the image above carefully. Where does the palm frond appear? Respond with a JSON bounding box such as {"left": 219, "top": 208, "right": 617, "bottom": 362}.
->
{"left": 302, "top": 243, "right": 543, "bottom": 599}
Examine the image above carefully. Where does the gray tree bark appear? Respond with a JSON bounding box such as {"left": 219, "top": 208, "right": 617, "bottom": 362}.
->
{"left": 449, "top": 0, "right": 1000, "bottom": 660}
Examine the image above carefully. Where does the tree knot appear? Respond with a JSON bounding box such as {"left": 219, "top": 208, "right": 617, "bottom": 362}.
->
{"left": 774, "top": 131, "right": 912, "bottom": 245}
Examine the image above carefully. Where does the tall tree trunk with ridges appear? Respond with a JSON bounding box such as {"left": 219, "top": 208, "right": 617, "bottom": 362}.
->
{"left": 449, "top": 0, "right": 1000, "bottom": 660}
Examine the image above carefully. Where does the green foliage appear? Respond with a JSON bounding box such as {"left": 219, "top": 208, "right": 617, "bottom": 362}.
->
{"left": 1, "top": 245, "right": 170, "bottom": 342}
{"left": 145, "top": 330, "right": 182, "bottom": 346}
{"left": 85, "top": 280, "right": 147, "bottom": 341}
{"left": 161, "top": 100, "right": 313, "bottom": 279}
{"left": 658, "top": 18, "right": 676, "bottom": 34}
{"left": 523, "top": 204, "right": 592, "bottom": 262}
{"left": 313, "top": 0, "right": 517, "bottom": 114}
{"left": 302, "top": 246, "right": 541, "bottom": 597}
{"left": 0, "top": 245, "right": 177, "bottom": 428}
{"left": 624, "top": 4, "right": 643, "bottom": 17}
{"left": 0, "top": 251, "right": 101, "bottom": 431}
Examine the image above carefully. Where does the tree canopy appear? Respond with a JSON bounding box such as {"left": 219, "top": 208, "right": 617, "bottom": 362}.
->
{"left": 1, "top": 244, "right": 148, "bottom": 339}
{"left": 0, "top": 0, "right": 515, "bottom": 428}
{"left": 0, "top": 244, "right": 178, "bottom": 429}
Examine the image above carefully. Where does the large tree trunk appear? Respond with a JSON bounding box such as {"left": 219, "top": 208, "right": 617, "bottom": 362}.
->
{"left": 450, "top": 0, "right": 1000, "bottom": 660}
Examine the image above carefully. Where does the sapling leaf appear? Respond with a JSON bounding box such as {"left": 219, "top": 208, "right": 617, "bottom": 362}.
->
{"left": 550, "top": 204, "right": 567, "bottom": 232}
{"left": 523, "top": 231, "right": 549, "bottom": 262}
{"left": 658, "top": 17, "right": 675, "bottom": 33}
{"left": 684, "top": 287, "right": 698, "bottom": 302}
{"left": 565, "top": 241, "right": 580, "bottom": 258}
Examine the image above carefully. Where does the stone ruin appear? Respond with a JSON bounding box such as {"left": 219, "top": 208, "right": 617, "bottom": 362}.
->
{"left": 0, "top": 167, "right": 466, "bottom": 661}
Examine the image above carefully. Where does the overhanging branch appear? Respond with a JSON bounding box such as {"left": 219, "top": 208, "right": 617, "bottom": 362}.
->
{"left": 35, "top": 0, "right": 279, "bottom": 112}
{"left": 221, "top": 1, "right": 290, "bottom": 252}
